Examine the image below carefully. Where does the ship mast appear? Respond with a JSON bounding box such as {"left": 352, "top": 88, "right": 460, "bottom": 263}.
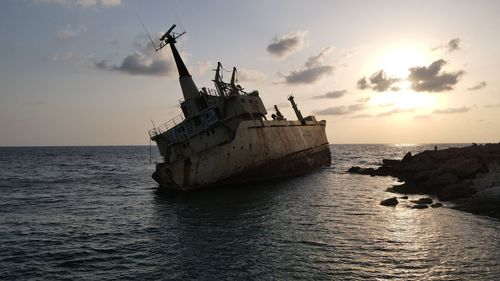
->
{"left": 154, "top": 25, "right": 199, "bottom": 101}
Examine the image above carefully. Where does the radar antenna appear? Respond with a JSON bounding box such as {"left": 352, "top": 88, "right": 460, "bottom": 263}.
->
{"left": 155, "top": 24, "right": 186, "bottom": 52}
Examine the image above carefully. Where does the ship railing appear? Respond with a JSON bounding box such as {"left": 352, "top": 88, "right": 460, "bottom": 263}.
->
{"left": 200, "top": 87, "right": 219, "bottom": 97}
{"left": 149, "top": 113, "right": 185, "bottom": 138}
{"left": 206, "top": 88, "right": 219, "bottom": 96}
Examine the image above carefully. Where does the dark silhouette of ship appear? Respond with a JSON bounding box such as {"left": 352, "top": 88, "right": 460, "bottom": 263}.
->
{"left": 148, "top": 25, "right": 331, "bottom": 190}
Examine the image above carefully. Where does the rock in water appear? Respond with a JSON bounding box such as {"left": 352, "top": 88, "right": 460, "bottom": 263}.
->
{"left": 347, "top": 166, "right": 362, "bottom": 173}
{"left": 349, "top": 143, "right": 500, "bottom": 209}
{"left": 412, "top": 204, "right": 429, "bottom": 209}
{"left": 431, "top": 203, "right": 443, "bottom": 208}
{"left": 410, "top": 198, "right": 433, "bottom": 204}
{"left": 347, "top": 166, "right": 376, "bottom": 175}
{"left": 383, "top": 159, "right": 400, "bottom": 166}
{"left": 380, "top": 197, "right": 399, "bottom": 206}
{"left": 401, "top": 151, "right": 412, "bottom": 163}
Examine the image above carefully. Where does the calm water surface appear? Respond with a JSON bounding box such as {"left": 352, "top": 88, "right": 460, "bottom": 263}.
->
{"left": 0, "top": 144, "right": 499, "bottom": 280}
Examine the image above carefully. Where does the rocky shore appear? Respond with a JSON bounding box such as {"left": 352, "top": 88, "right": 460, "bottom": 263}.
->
{"left": 348, "top": 143, "right": 500, "bottom": 212}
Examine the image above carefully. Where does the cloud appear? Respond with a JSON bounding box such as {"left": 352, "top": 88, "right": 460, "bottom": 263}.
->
{"left": 357, "top": 70, "right": 400, "bottom": 92}
{"left": 313, "top": 103, "right": 366, "bottom": 116}
{"left": 432, "top": 37, "right": 462, "bottom": 52}
{"left": 370, "top": 70, "right": 400, "bottom": 92}
{"left": 408, "top": 59, "right": 464, "bottom": 92}
{"left": 192, "top": 60, "right": 212, "bottom": 76}
{"left": 35, "top": 0, "right": 121, "bottom": 8}
{"left": 468, "top": 81, "right": 487, "bottom": 91}
{"left": 93, "top": 35, "right": 178, "bottom": 77}
{"left": 284, "top": 65, "right": 334, "bottom": 84}
{"left": 432, "top": 106, "right": 471, "bottom": 114}
{"left": 312, "top": 90, "right": 348, "bottom": 99}
{"left": 95, "top": 53, "right": 172, "bottom": 77}
{"left": 56, "top": 24, "right": 86, "bottom": 39}
{"left": 446, "top": 38, "right": 461, "bottom": 52}
{"left": 350, "top": 113, "right": 373, "bottom": 119}
{"left": 356, "top": 96, "right": 371, "bottom": 103}
{"left": 376, "top": 108, "right": 414, "bottom": 117}
{"left": 237, "top": 68, "right": 266, "bottom": 82}
{"left": 484, "top": 103, "right": 500, "bottom": 108}
{"left": 267, "top": 31, "right": 307, "bottom": 58}
{"left": 281, "top": 48, "right": 334, "bottom": 84}
{"left": 305, "top": 47, "right": 333, "bottom": 68}
{"left": 357, "top": 77, "right": 368, "bottom": 90}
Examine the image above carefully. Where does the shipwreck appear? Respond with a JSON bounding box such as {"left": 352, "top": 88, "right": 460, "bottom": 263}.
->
{"left": 148, "top": 25, "right": 331, "bottom": 190}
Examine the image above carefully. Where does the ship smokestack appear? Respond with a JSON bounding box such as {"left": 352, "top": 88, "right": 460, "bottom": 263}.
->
{"left": 288, "top": 95, "right": 305, "bottom": 125}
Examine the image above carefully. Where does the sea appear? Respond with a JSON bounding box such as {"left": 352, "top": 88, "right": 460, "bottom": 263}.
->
{"left": 0, "top": 144, "right": 499, "bottom": 280}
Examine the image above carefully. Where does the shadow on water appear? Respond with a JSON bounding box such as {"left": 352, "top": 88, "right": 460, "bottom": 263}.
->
{"left": 146, "top": 173, "right": 325, "bottom": 280}
{"left": 153, "top": 177, "right": 296, "bottom": 204}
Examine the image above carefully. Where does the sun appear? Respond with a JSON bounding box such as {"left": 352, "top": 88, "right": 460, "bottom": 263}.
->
{"left": 375, "top": 44, "right": 429, "bottom": 78}
{"left": 367, "top": 44, "right": 437, "bottom": 110}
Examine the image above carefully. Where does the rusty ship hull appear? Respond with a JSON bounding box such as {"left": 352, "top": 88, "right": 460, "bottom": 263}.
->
{"left": 152, "top": 119, "right": 331, "bottom": 190}
{"left": 147, "top": 24, "right": 331, "bottom": 190}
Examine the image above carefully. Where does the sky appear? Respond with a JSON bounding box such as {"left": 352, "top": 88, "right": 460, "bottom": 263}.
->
{"left": 1, "top": 0, "right": 499, "bottom": 146}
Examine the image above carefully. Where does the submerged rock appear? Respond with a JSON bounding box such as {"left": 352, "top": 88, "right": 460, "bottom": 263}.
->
{"left": 380, "top": 197, "right": 399, "bottom": 206}
{"left": 431, "top": 203, "right": 443, "bottom": 208}
{"left": 347, "top": 166, "right": 376, "bottom": 176}
{"left": 386, "top": 183, "right": 423, "bottom": 194}
{"left": 410, "top": 198, "right": 433, "bottom": 205}
{"left": 412, "top": 204, "right": 429, "bottom": 209}
{"left": 347, "top": 166, "right": 362, "bottom": 173}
